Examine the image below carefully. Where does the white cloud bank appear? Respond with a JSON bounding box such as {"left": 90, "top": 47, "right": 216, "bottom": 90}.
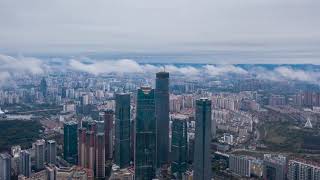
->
{"left": 69, "top": 59, "right": 248, "bottom": 77}
{"left": 252, "top": 66, "right": 320, "bottom": 83}
{"left": 0, "top": 54, "right": 47, "bottom": 85}
{"left": 1, "top": 54, "right": 320, "bottom": 86}
{"left": 69, "top": 58, "right": 320, "bottom": 84}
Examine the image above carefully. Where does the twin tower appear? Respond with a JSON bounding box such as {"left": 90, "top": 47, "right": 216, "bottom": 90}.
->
{"left": 135, "top": 72, "right": 170, "bottom": 179}
{"left": 135, "top": 72, "right": 212, "bottom": 180}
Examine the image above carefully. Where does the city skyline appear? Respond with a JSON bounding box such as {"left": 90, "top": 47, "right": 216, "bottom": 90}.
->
{"left": 1, "top": 1, "right": 320, "bottom": 179}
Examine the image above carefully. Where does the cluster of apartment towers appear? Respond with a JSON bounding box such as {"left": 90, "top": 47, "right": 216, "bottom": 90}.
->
{"left": 63, "top": 72, "right": 213, "bottom": 180}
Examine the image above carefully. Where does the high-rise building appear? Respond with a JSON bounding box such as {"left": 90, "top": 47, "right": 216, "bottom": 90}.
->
{"left": 40, "top": 77, "right": 47, "bottom": 97}
{"left": 135, "top": 86, "right": 157, "bottom": 180}
{"left": 19, "top": 150, "right": 31, "bottom": 177}
{"left": 187, "top": 133, "right": 195, "bottom": 164}
{"left": 229, "top": 155, "right": 251, "bottom": 177}
{"left": 263, "top": 154, "right": 287, "bottom": 180}
{"left": 95, "top": 133, "right": 106, "bottom": 179}
{"left": 86, "top": 131, "right": 95, "bottom": 170}
{"left": 46, "top": 140, "right": 57, "bottom": 165}
{"left": 34, "top": 139, "right": 46, "bottom": 170}
{"left": 0, "top": 153, "right": 11, "bottom": 180}
{"left": 64, "top": 121, "right": 78, "bottom": 164}
{"left": 10, "top": 146, "right": 21, "bottom": 177}
{"left": 155, "top": 71, "right": 170, "bottom": 167}
{"left": 193, "top": 98, "right": 212, "bottom": 180}
{"left": 171, "top": 114, "right": 188, "bottom": 179}
{"left": 78, "top": 127, "right": 87, "bottom": 167}
{"left": 288, "top": 159, "right": 320, "bottom": 180}
{"left": 115, "top": 93, "right": 131, "bottom": 168}
{"left": 104, "top": 110, "right": 114, "bottom": 160}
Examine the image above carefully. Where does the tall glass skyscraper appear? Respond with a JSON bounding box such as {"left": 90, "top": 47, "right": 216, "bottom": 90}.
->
{"left": 155, "top": 71, "right": 170, "bottom": 167}
{"left": 171, "top": 114, "right": 188, "bottom": 179}
{"left": 194, "top": 98, "right": 212, "bottom": 180}
{"left": 115, "top": 93, "right": 131, "bottom": 168}
{"left": 63, "top": 121, "right": 78, "bottom": 164}
{"left": 135, "top": 86, "right": 157, "bottom": 180}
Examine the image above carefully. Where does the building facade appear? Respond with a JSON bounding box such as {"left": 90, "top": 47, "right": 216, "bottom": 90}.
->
{"left": 64, "top": 121, "right": 78, "bottom": 164}
{"left": 229, "top": 155, "right": 251, "bottom": 177}
{"left": 288, "top": 160, "right": 320, "bottom": 180}
{"left": 46, "top": 140, "right": 57, "bottom": 165}
{"left": 104, "top": 110, "right": 114, "bottom": 160}
{"left": 19, "top": 150, "right": 31, "bottom": 177}
{"left": 193, "top": 98, "right": 212, "bottom": 180}
{"left": 263, "top": 154, "right": 287, "bottom": 180}
{"left": 155, "top": 72, "right": 170, "bottom": 167}
{"left": 135, "top": 87, "right": 157, "bottom": 180}
{"left": 95, "top": 133, "right": 106, "bottom": 179}
{"left": 115, "top": 93, "right": 131, "bottom": 168}
{"left": 35, "top": 139, "right": 46, "bottom": 170}
{"left": 171, "top": 114, "right": 188, "bottom": 179}
{"left": 0, "top": 153, "right": 11, "bottom": 180}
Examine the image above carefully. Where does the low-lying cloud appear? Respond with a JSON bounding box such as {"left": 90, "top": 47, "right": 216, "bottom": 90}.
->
{"left": 204, "top": 65, "right": 248, "bottom": 76}
{"left": 1, "top": 54, "right": 320, "bottom": 86}
{"left": 68, "top": 58, "right": 320, "bottom": 84}
{"left": 251, "top": 66, "right": 320, "bottom": 83}
{"left": 69, "top": 58, "right": 249, "bottom": 77}
{"left": 0, "top": 54, "right": 47, "bottom": 86}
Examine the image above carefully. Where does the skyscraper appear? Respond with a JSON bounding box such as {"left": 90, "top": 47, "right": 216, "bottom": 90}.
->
{"left": 34, "top": 139, "right": 46, "bottom": 170}
{"left": 46, "top": 140, "right": 57, "bottom": 165}
{"left": 78, "top": 127, "right": 87, "bottom": 167}
{"left": 40, "top": 77, "right": 47, "bottom": 97}
{"left": 193, "top": 98, "right": 212, "bottom": 180}
{"left": 0, "top": 153, "right": 11, "bottom": 180}
{"left": 104, "top": 110, "right": 114, "bottom": 160}
{"left": 171, "top": 114, "right": 188, "bottom": 179}
{"left": 64, "top": 121, "right": 78, "bottom": 164}
{"left": 19, "top": 150, "right": 31, "bottom": 177}
{"left": 115, "top": 93, "right": 131, "bottom": 168}
{"left": 155, "top": 72, "right": 170, "bottom": 167}
{"left": 95, "top": 133, "right": 106, "bottom": 179}
{"left": 135, "top": 86, "right": 157, "bottom": 180}
{"left": 86, "top": 130, "right": 95, "bottom": 170}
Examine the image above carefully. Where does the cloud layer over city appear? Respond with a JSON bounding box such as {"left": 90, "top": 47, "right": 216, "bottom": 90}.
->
{"left": 1, "top": 54, "right": 320, "bottom": 86}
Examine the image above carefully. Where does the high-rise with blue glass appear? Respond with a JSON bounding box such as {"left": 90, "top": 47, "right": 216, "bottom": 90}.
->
{"left": 115, "top": 93, "right": 131, "bottom": 168}
{"left": 135, "top": 86, "right": 156, "bottom": 180}
{"left": 194, "top": 98, "right": 212, "bottom": 180}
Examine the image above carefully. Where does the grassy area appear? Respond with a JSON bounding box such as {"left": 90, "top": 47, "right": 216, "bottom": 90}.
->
{"left": 0, "top": 120, "right": 43, "bottom": 151}
{"left": 258, "top": 121, "right": 320, "bottom": 153}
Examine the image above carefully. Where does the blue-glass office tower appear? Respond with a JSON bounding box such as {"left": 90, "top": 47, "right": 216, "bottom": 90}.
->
{"left": 194, "top": 98, "right": 212, "bottom": 180}
{"left": 63, "top": 121, "right": 78, "bottom": 164}
{"left": 115, "top": 93, "right": 131, "bottom": 168}
{"left": 135, "top": 86, "right": 156, "bottom": 180}
{"left": 171, "top": 114, "right": 188, "bottom": 179}
{"left": 155, "top": 72, "right": 170, "bottom": 167}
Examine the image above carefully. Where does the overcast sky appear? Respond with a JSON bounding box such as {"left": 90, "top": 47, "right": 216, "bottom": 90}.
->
{"left": 0, "top": 0, "right": 320, "bottom": 63}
